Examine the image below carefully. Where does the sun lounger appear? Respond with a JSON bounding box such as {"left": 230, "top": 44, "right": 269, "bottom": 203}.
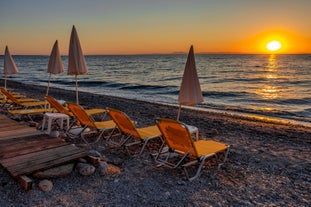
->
{"left": 0, "top": 87, "right": 22, "bottom": 97}
{"left": 0, "top": 90, "right": 28, "bottom": 106}
{"left": 1, "top": 88, "right": 45, "bottom": 110}
{"left": 155, "top": 118, "right": 230, "bottom": 181}
{"left": 107, "top": 108, "right": 163, "bottom": 155}
{"left": 7, "top": 107, "right": 55, "bottom": 121}
{"left": 66, "top": 102, "right": 116, "bottom": 146}
{"left": 1, "top": 88, "right": 39, "bottom": 102}
{"left": 45, "top": 95, "right": 106, "bottom": 117}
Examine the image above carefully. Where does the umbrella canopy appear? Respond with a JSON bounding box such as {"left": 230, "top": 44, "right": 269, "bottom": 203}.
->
{"left": 3, "top": 46, "right": 19, "bottom": 89}
{"left": 68, "top": 25, "right": 88, "bottom": 104}
{"left": 46, "top": 40, "right": 64, "bottom": 96}
{"left": 177, "top": 45, "right": 203, "bottom": 120}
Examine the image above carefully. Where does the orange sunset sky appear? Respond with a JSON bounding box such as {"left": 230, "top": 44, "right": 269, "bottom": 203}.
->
{"left": 1, "top": 0, "right": 311, "bottom": 55}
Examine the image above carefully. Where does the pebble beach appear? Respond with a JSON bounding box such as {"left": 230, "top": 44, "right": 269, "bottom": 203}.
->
{"left": 0, "top": 80, "right": 310, "bottom": 207}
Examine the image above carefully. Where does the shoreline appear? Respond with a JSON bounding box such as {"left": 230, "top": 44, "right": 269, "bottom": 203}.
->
{"left": 1, "top": 80, "right": 311, "bottom": 206}
{"left": 3, "top": 79, "right": 311, "bottom": 129}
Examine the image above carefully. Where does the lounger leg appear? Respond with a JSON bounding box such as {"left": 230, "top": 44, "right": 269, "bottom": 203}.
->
{"left": 47, "top": 116, "right": 53, "bottom": 135}
{"left": 153, "top": 141, "right": 167, "bottom": 161}
{"left": 139, "top": 136, "right": 162, "bottom": 156}
{"left": 217, "top": 147, "right": 230, "bottom": 170}
{"left": 182, "top": 154, "right": 216, "bottom": 181}
{"left": 125, "top": 140, "right": 141, "bottom": 155}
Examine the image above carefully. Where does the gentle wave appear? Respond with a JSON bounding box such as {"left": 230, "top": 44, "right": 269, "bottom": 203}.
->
{"left": 0, "top": 54, "right": 310, "bottom": 125}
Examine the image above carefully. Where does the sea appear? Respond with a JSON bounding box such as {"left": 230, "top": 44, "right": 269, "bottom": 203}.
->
{"left": 1, "top": 54, "right": 311, "bottom": 126}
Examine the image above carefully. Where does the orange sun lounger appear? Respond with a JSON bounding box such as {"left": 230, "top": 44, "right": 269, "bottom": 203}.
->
{"left": 155, "top": 118, "right": 230, "bottom": 181}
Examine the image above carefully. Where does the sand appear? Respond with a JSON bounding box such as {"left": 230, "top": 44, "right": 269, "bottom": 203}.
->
{"left": 1, "top": 80, "right": 310, "bottom": 207}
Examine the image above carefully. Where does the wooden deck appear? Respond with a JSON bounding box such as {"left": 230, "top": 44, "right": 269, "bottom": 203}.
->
{"left": 0, "top": 115, "right": 42, "bottom": 140}
{"left": 0, "top": 114, "right": 88, "bottom": 190}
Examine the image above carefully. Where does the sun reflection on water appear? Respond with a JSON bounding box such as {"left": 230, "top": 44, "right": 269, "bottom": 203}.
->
{"left": 256, "top": 54, "right": 279, "bottom": 100}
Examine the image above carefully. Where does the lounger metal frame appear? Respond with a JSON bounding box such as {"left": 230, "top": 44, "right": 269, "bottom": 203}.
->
{"left": 155, "top": 118, "right": 230, "bottom": 181}
{"left": 67, "top": 102, "right": 116, "bottom": 148}
{"left": 107, "top": 108, "right": 163, "bottom": 156}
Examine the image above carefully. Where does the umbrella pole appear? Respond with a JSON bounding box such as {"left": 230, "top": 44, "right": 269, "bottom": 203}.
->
{"left": 4, "top": 76, "right": 7, "bottom": 100}
{"left": 45, "top": 73, "right": 52, "bottom": 110}
{"left": 4, "top": 75, "right": 7, "bottom": 90}
{"left": 75, "top": 75, "right": 79, "bottom": 104}
{"left": 177, "top": 104, "right": 182, "bottom": 121}
{"left": 46, "top": 73, "right": 52, "bottom": 96}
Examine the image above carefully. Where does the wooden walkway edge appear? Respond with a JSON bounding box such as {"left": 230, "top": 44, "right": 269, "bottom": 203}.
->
{"left": 0, "top": 114, "right": 88, "bottom": 190}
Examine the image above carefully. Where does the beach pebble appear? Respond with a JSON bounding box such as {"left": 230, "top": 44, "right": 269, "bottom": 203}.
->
{"left": 100, "top": 155, "right": 108, "bottom": 162}
{"left": 98, "top": 161, "right": 108, "bottom": 176}
{"left": 88, "top": 150, "right": 102, "bottom": 157}
{"left": 108, "top": 157, "right": 123, "bottom": 166}
{"left": 76, "top": 163, "right": 96, "bottom": 176}
{"left": 87, "top": 155, "right": 101, "bottom": 167}
{"left": 33, "top": 163, "right": 74, "bottom": 179}
{"left": 38, "top": 179, "right": 53, "bottom": 192}
{"left": 106, "top": 164, "right": 121, "bottom": 175}
{"left": 78, "top": 158, "right": 88, "bottom": 163}
{"left": 50, "top": 130, "right": 60, "bottom": 138}
{"left": 210, "top": 129, "right": 219, "bottom": 135}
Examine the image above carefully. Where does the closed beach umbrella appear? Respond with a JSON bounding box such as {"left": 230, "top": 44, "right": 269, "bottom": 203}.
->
{"left": 68, "top": 25, "right": 88, "bottom": 104}
{"left": 3, "top": 46, "right": 19, "bottom": 89}
{"left": 177, "top": 45, "right": 203, "bottom": 120}
{"left": 46, "top": 40, "right": 64, "bottom": 96}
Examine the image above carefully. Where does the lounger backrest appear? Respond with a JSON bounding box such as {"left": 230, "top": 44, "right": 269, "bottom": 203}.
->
{"left": 0, "top": 88, "right": 21, "bottom": 105}
{"left": 45, "top": 96, "right": 71, "bottom": 116}
{"left": 156, "top": 118, "right": 196, "bottom": 156}
{"left": 67, "top": 103, "right": 96, "bottom": 129}
{"left": 108, "top": 108, "right": 140, "bottom": 138}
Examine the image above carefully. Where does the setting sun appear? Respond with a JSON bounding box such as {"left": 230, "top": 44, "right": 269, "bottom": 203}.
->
{"left": 266, "top": 40, "right": 282, "bottom": 52}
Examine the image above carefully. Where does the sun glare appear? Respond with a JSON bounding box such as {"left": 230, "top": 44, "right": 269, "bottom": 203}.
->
{"left": 266, "top": 40, "right": 282, "bottom": 52}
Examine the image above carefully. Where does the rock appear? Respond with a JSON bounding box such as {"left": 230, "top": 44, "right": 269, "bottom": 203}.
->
{"left": 33, "top": 163, "right": 74, "bottom": 179}
{"left": 88, "top": 150, "right": 102, "bottom": 157}
{"left": 76, "top": 163, "right": 96, "bottom": 176}
{"left": 100, "top": 155, "right": 108, "bottom": 162}
{"left": 210, "top": 129, "right": 219, "bottom": 135}
{"left": 108, "top": 157, "right": 123, "bottom": 166}
{"left": 28, "top": 121, "right": 39, "bottom": 128}
{"left": 98, "top": 161, "right": 108, "bottom": 176}
{"left": 50, "top": 130, "right": 60, "bottom": 138}
{"left": 38, "top": 179, "right": 53, "bottom": 192}
{"left": 106, "top": 164, "right": 121, "bottom": 175}
{"left": 86, "top": 155, "right": 101, "bottom": 167}
{"left": 78, "top": 158, "right": 87, "bottom": 163}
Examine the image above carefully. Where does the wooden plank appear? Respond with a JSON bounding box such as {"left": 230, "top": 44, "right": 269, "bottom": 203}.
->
{"left": 0, "top": 124, "right": 29, "bottom": 132}
{"left": 0, "top": 115, "right": 11, "bottom": 120}
{"left": 0, "top": 119, "right": 15, "bottom": 124}
{"left": 1, "top": 145, "right": 87, "bottom": 176}
{"left": 0, "top": 134, "right": 48, "bottom": 148}
{"left": 0, "top": 129, "right": 43, "bottom": 140}
{"left": 0, "top": 121, "right": 17, "bottom": 127}
{"left": 0, "top": 136, "right": 64, "bottom": 151}
{"left": 9, "top": 148, "right": 86, "bottom": 175}
{"left": 9, "top": 149, "right": 87, "bottom": 176}
{"left": 0, "top": 126, "right": 38, "bottom": 135}
{"left": 0, "top": 114, "right": 88, "bottom": 186}
{"left": 0, "top": 115, "right": 42, "bottom": 141}
{"left": 16, "top": 175, "right": 33, "bottom": 191}
{"left": 0, "top": 114, "right": 14, "bottom": 120}
{"left": 1, "top": 144, "right": 82, "bottom": 167}
{"left": 0, "top": 118, "right": 26, "bottom": 124}
{"left": 0, "top": 114, "right": 44, "bottom": 140}
{"left": 0, "top": 138, "right": 67, "bottom": 160}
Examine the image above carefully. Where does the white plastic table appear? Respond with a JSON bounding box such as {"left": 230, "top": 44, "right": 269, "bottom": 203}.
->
{"left": 185, "top": 124, "right": 199, "bottom": 140}
{"left": 41, "top": 113, "right": 70, "bottom": 135}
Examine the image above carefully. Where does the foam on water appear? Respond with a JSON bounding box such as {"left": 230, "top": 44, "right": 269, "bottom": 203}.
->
{"left": 0, "top": 54, "right": 310, "bottom": 125}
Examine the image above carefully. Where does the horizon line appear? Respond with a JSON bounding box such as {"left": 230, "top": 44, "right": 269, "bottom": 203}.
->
{"left": 1, "top": 52, "right": 311, "bottom": 56}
